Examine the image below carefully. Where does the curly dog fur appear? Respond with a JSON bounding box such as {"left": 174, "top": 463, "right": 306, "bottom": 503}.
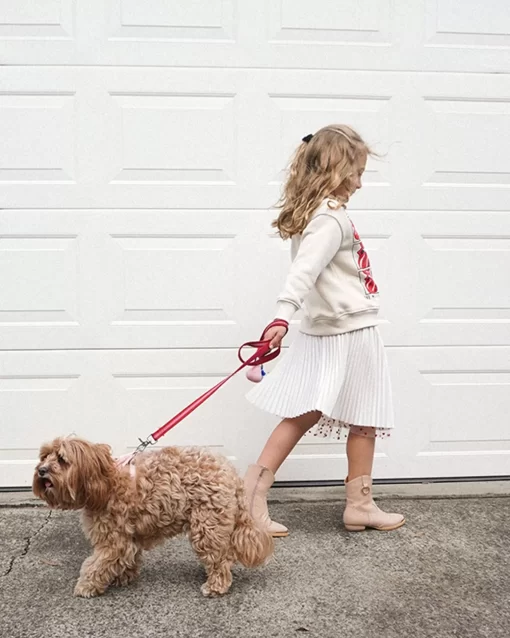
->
{"left": 33, "top": 437, "right": 273, "bottom": 598}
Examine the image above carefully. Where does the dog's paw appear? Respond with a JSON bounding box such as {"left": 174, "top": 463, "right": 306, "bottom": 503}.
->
{"left": 201, "top": 582, "right": 229, "bottom": 598}
{"left": 74, "top": 581, "right": 102, "bottom": 598}
{"left": 111, "top": 571, "right": 138, "bottom": 588}
{"left": 201, "top": 583, "right": 217, "bottom": 598}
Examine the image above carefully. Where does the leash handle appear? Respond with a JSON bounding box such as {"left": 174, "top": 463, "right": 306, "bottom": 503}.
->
{"left": 261, "top": 319, "right": 289, "bottom": 339}
{"left": 238, "top": 340, "right": 279, "bottom": 366}
{"left": 238, "top": 319, "right": 289, "bottom": 367}
{"left": 241, "top": 319, "right": 289, "bottom": 382}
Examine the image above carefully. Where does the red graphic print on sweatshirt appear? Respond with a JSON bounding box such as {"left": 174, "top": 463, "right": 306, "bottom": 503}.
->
{"left": 351, "top": 221, "right": 379, "bottom": 297}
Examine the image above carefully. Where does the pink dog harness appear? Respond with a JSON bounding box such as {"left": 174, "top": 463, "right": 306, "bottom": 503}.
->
{"left": 116, "top": 320, "right": 288, "bottom": 468}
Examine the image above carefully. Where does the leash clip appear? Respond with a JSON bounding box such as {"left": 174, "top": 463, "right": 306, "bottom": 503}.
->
{"left": 134, "top": 435, "right": 156, "bottom": 455}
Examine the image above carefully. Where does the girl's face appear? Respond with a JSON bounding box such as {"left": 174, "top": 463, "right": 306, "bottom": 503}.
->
{"left": 333, "top": 150, "right": 367, "bottom": 202}
{"left": 348, "top": 151, "right": 367, "bottom": 196}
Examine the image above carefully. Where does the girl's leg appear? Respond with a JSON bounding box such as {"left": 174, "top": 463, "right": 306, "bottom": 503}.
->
{"left": 346, "top": 426, "right": 376, "bottom": 480}
{"left": 257, "top": 411, "right": 322, "bottom": 474}
{"left": 244, "top": 411, "right": 321, "bottom": 537}
{"left": 344, "top": 427, "right": 405, "bottom": 532}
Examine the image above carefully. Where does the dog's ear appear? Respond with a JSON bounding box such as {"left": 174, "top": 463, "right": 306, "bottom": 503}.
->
{"left": 58, "top": 438, "right": 83, "bottom": 503}
{"left": 82, "top": 441, "right": 115, "bottom": 511}
{"left": 60, "top": 438, "right": 115, "bottom": 510}
{"left": 38, "top": 441, "right": 55, "bottom": 461}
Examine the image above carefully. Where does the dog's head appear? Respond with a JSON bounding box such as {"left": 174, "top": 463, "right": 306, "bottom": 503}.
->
{"left": 33, "top": 437, "right": 115, "bottom": 511}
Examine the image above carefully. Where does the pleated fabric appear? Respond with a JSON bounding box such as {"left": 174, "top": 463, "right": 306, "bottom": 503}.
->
{"left": 246, "top": 326, "right": 394, "bottom": 438}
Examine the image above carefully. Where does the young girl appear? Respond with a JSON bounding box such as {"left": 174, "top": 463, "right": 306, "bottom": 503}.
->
{"left": 244, "top": 124, "right": 405, "bottom": 537}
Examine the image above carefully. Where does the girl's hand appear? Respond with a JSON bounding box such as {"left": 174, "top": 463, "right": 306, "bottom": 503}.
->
{"left": 263, "top": 325, "right": 287, "bottom": 349}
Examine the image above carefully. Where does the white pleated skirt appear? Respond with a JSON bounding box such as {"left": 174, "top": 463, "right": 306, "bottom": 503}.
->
{"left": 246, "top": 326, "right": 394, "bottom": 439}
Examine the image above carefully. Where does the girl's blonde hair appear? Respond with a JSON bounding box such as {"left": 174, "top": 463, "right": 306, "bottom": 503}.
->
{"left": 273, "top": 124, "right": 373, "bottom": 239}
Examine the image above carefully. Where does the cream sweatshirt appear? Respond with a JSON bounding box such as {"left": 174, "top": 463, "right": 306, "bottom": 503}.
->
{"left": 275, "top": 200, "right": 380, "bottom": 336}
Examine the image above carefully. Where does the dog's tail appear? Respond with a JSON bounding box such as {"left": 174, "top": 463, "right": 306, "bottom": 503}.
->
{"left": 231, "top": 481, "right": 274, "bottom": 568}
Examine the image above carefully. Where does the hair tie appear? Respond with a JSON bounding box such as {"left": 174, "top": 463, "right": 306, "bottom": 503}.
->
{"left": 302, "top": 134, "right": 313, "bottom": 143}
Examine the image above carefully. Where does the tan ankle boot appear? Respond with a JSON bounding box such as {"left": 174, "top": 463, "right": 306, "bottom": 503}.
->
{"left": 244, "top": 464, "right": 289, "bottom": 537}
{"left": 343, "top": 475, "right": 405, "bottom": 532}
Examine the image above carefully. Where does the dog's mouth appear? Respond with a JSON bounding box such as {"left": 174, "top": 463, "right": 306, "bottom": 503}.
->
{"left": 41, "top": 478, "right": 53, "bottom": 490}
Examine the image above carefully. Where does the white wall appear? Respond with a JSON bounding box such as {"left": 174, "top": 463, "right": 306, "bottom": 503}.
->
{"left": 1, "top": 1, "right": 510, "bottom": 486}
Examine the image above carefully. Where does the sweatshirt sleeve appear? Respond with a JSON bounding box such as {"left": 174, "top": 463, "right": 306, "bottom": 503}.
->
{"left": 274, "top": 213, "right": 343, "bottom": 323}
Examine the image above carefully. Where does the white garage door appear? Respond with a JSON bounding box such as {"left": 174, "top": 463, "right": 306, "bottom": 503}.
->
{"left": 1, "top": 1, "right": 510, "bottom": 487}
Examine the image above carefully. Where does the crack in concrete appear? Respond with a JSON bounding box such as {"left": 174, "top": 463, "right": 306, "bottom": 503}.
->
{"left": 1, "top": 509, "right": 52, "bottom": 578}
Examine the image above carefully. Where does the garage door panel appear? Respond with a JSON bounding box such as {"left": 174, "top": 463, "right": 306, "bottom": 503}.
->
{"left": 100, "top": 213, "right": 267, "bottom": 349}
{"left": 420, "top": 0, "right": 510, "bottom": 73}
{"left": 109, "top": 234, "right": 236, "bottom": 328}
{"left": 271, "top": 0, "right": 388, "bottom": 42}
{"left": 0, "top": 375, "right": 79, "bottom": 449}
{"left": 109, "top": 93, "right": 237, "bottom": 186}
{"left": 0, "top": 93, "right": 76, "bottom": 185}
{"left": 2, "top": 209, "right": 508, "bottom": 351}
{"left": 2, "top": 3, "right": 510, "bottom": 487}
{"left": 100, "top": 0, "right": 402, "bottom": 71}
{"left": 0, "top": 222, "right": 99, "bottom": 350}
{"left": 103, "top": 0, "right": 242, "bottom": 69}
{"left": 0, "top": 0, "right": 244, "bottom": 67}
{"left": 387, "top": 347, "right": 510, "bottom": 478}
{"left": 0, "top": 0, "right": 77, "bottom": 65}
{"left": 0, "top": 235, "right": 79, "bottom": 328}
{"left": 421, "top": 235, "right": 510, "bottom": 324}
{"left": 0, "top": 209, "right": 270, "bottom": 350}
{"left": 422, "top": 372, "right": 510, "bottom": 450}
{"left": 0, "top": 354, "right": 85, "bottom": 487}
{"left": 424, "top": 98, "right": 510, "bottom": 188}
{"left": 3, "top": 1, "right": 510, "bottom": 73}
{"left": 374, "top": 212, "right": 510, "bottom": 347}
{"left": 2, "top": 68, "right": 510, "bottom": 210}
{"left": 265, "top": 0, "right": 510, "bottom": 73}
{"left": 108, "top": 0, "right": 236, "bottom": 42}
{"left": 425, "top": 0, "right": 510, "bottom": 49}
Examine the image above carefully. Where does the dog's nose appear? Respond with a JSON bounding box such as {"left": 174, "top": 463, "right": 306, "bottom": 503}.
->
{"left": 38, "top": 467, "right": 48, "bottom": 478}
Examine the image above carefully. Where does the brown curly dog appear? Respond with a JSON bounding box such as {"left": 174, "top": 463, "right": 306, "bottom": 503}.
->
{"left": 33, "top": 437, "right": 273, "bottom": 598}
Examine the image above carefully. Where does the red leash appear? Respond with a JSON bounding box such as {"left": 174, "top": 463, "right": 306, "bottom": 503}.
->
{"left": 123, "top": 320, "right": 288, "bottom": 460}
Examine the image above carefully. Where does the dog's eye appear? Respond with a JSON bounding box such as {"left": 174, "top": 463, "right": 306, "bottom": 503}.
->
{"left": 57, "top": 454, "right": 66, "bottom": 465}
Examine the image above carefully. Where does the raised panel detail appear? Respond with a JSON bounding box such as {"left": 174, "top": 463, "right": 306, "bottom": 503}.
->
{"left": 109, "top": 0, "right": 236, "bottom": 42}
{"left": 110, "top": 93, "right": 236, "bottom": 184}
{"left": 419, "top": 369, "right": 510, "bottom": 453}
{"left": 0, "top": 94, "right": 76, "bottom": 183}
{"left": 425, "top": 98, "right": 510, "bottom": 186}
{"left": 426, "top": 0, "right": 510, "bottom": 48}
{"left": 0, "top": 375, "right": 79, "bottom": 450}
{"left": 0, "top": 236, "right": 78, "bottom": 325}
{"left": 0, "top": 0, "right": 74, "bottom": 39}
{"left": 110, "top": 234, "right": 236, "bottom": 325}
{"left": 420, "top": 236, "right": 510, "bottom": 326}
{"left": 269, "top": 0, "right": 391, "bottom": 44}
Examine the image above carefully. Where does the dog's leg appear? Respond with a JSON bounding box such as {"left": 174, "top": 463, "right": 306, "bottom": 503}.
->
{"left": 189, "top": 509, "right": 236, "bottom": 597}
{"left": 74, "top": 540, "right": 139, "bottom": 598}
{"left": 112, "top": 547, "right": 143, "bottom": 587}
{"left": 199, "top": 558, "right": 234, "bottom": 598}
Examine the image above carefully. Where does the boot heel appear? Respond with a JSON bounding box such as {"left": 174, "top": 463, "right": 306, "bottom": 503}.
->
{"left": 345, "top": 524, "right": 366, "bottom": 532}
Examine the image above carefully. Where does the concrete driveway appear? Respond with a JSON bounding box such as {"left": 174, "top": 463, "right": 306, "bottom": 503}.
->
{"left": 1, "top": 485, "right": 509, "bottom": 638}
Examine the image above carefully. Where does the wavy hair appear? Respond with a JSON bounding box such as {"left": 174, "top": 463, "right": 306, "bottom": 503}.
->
{"left": 273, "top": 124, "right": 373, "bottom": 239}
